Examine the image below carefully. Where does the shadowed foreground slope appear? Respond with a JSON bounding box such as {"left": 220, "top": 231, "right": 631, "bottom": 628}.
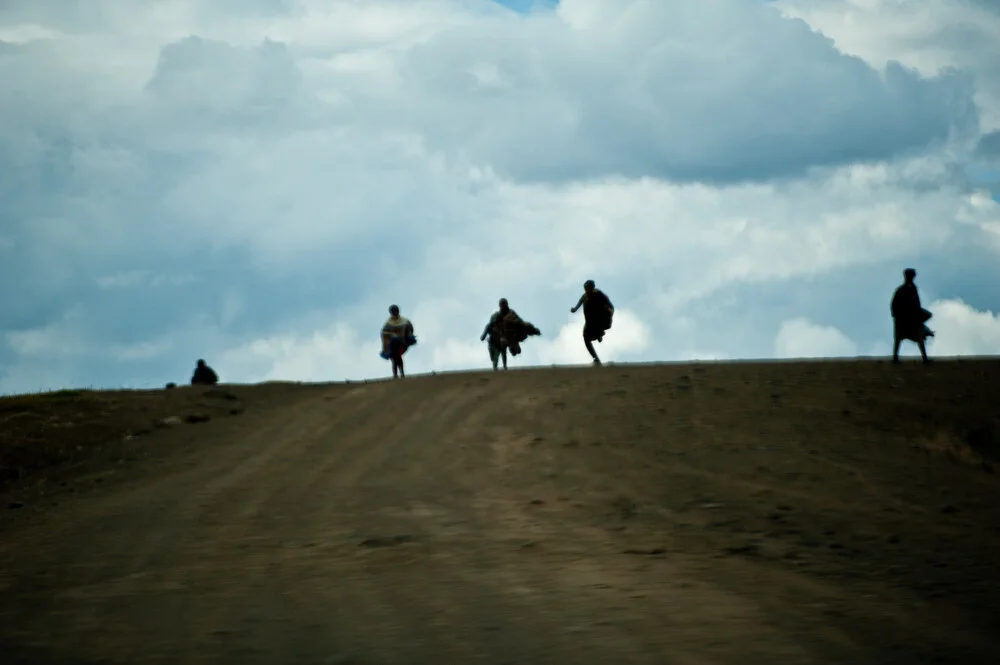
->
{"left": 2, "top": 359, "right": 1000, "bottom": 664}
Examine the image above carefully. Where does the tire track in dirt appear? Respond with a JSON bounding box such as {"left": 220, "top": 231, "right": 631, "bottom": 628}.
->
{"left": 280, "top": 378, "right": 542, "bottom": 663}
{"left": 0, "top": 387, "right": 359, "bottom": 662}
{"left": 3, "top": 362, "right": 1000, "bottom": 664}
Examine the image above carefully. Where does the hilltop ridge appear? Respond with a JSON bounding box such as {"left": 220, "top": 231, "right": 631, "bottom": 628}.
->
{"left": 2, "top": 358, "right": 999, "bottom": 664}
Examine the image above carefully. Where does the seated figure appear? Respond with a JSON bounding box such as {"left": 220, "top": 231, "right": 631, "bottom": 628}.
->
{"left": 191, "top": 359, "right": 219, "bottom": 386}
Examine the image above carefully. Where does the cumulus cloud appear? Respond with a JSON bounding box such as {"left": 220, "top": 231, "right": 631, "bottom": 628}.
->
{"left": 774, "top": 298, "right": 1000, "bottom": 358}
{"left": 219, "top": 322, "right": 380, "bottom": 385}
{"left": 534, "top": 309, "right": 652, "bottom": 365}
{"left": 214, "top": 306, "right": 653, "bottom": 383}
{"left": 926, "top": 299, "right": 1000, "bottom": 356}
{"left": 771, "top": 299, "right": 1000, "bottom": 361}
{"left": 1, "top": 0, "right": 999, "bottom": 393}
{"left": 775, "top": 0, "right": 1000, "bottom": 133}
{"left": 774, "top": 319, "right": 858, "bottom": 359}
{"left": 392, "top": 0, "right": 977, "bottom": 184}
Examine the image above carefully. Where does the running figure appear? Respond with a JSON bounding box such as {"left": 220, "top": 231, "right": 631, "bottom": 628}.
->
{"left": 570, "top": 279, "right": 614, "bottom": 365}
{"left": 480, "top": 298, "right": 541, "bottom": 370}
{"left": 380, "top": 304, "right": 417, "bottom": 379}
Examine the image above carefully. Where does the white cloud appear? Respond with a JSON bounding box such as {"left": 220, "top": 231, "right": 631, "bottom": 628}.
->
{"left": 214, "top": 306, "right": 653, "bottom": 381}
{"left": 218, "top": 323, "right": 383, "bottom": 383}
{"left": 775, "top": 0, "right": 1000, "bottom": 132}
{"left": 534, "top": 309, "right": 652, "bottom": 365}
{"left": 769, "top": 299, "right": 1000, "bottom": 360}
{"left": 925, "top": 298, "right": 1000, "bottom": 356}
{"left": 0, "top": 0, "right": 999, "bottom": 393}
{"left": 774, "top": 318, "right": 859, "bottom": 359}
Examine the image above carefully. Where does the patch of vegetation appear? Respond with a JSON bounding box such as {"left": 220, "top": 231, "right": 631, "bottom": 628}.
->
{"left": 0, "top": 386, "right": 246, "bottom": 492}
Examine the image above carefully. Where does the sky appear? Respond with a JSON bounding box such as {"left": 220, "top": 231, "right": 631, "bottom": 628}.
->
{"left": 1, "top": 0, "right": 999, "bottom": 393}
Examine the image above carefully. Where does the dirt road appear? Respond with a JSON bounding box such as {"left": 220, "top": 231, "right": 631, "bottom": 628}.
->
{"left": 2, "top": 360, "right": 1000, "bottom": 664}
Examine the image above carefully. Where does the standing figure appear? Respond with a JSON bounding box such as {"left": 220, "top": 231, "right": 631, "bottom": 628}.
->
{"left": 890, "top": 268, "right": 934, "bottom": 364}
{"left": 380, "top": 304, "right": 417, "bottom": 379}
{"left": 190, "top": 359, "right": 219, "bottom": 386}
{"left": 480, "top": 298, "right": 542, "bottom": 370}
{"left": 481, "top": 299, "right": 511, "bottom": 371}
{"left": 570, "top": 280, "right": 614, "bottom": 365}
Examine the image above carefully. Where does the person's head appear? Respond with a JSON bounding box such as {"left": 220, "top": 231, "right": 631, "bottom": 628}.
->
{"left": 389, "top": 304, "right": 400, "bottom": 316}
{"left": 584, "top": 279, "right": 595, "bottom": 294}
{"left": 903, "top": 268, "right": 916, "bottom": 283}
{"left": 197, "top": 359, "right": 206, "bottom": 368}
{"left": 498, "top": 298, "right": 509, "bottom": 312}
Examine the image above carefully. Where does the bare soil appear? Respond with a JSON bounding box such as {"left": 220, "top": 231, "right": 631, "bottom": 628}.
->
{"left": 1, "top": 359, "right": 999, "bottom": 664}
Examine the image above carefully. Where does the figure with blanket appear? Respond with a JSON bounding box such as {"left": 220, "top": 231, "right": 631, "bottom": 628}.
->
{"left": 480, "top": 298, "right": 542, "bottom": 370}
{"left": 890, "top": 268, "right": 934, "bottom": 365}
{"left": 190, "top": 358, "right": 219, "bottom": 386}
{"left": 570, "top": 279, "right": 614, "bottom": 366}
{"left": 380, "top": 304, "right": 417, "bottom": 379}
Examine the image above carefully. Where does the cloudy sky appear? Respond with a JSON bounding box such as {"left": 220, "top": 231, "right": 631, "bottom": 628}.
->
{"left": 1, "top": 0, "right": 999, "bottom": 393}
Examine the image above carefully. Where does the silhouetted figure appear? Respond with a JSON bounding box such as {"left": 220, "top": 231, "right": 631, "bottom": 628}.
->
{"left": 570, "top": 280, "right": 614, "bottom": 365}
{"left": 891, "top": 268, "right": 934, "bottom": 364}
{"left": 380, "top": 304, "right": 417, "bottom": 379}
{"left": 191, "top": 359, "right": 219, "bottom": 386}
{"left": 481, "top": 299, "right": 511, "bottom": 371}
{"left": 480, "top": 298, "right": 541, "bottom": 370}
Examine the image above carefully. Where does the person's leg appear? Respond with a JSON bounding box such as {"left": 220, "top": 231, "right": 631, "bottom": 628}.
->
{"left": 489, "top": 343, "right": 499, "bottom": 370}
{"left": 390, "top": 340, "right": 406, "bottom": 378}
{"left": 918, "top": 339, "right": 930, "bottom": 363}
{"left": 583, "top": 326, "right": 600, "bottom": 364}
{"left": 892, "top": 335, "right": 901, "bottom": 363}
{"left": 501, "top": 345, "right": 508, "bottom": 370}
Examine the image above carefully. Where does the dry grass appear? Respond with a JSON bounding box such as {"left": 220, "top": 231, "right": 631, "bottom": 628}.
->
{"left": 2, "top": 359, "right": 998, "bottom": 495}
{"left": 0, "top": 385, "right": 249, "bottom": 492}
{"left": 1, "top": 358, "right": 1000, "bottom": 663}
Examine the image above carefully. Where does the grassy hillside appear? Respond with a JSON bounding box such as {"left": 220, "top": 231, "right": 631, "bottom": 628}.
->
{"left": 1, "top": 358, "right": 999, "bottom": 663}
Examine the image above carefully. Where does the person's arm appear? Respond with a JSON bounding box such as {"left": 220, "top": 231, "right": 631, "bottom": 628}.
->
{"left": 380, "top": 323, "right": 393, "bottom": 351}
{"left": 209, "top": 368, "right": 219, "bottom": 384}
{"left": 570, "top": 293, "right": 586, "bottom": 313}
{"left": 481, "top": 316, "right": 493, "bottom": 341}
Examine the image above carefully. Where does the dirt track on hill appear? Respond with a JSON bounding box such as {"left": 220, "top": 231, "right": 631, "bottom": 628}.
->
{"left": 2, "top": 360, "right": 1000, "bottom": 664}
